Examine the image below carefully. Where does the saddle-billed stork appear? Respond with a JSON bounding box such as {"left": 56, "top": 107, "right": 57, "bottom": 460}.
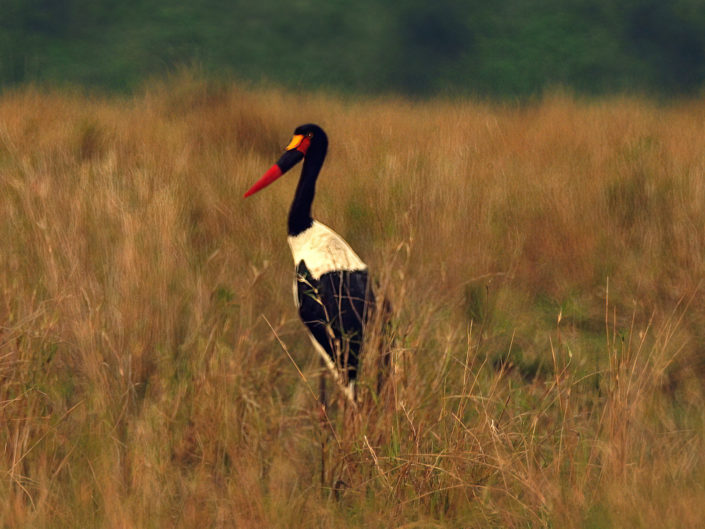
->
{"left": 244, "top": 124, "right": 374, "bottom": 403}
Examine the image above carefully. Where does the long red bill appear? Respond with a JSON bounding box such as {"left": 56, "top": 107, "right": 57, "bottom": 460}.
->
{"left": 243, "top": 164, "right": 283, "bottom": 198}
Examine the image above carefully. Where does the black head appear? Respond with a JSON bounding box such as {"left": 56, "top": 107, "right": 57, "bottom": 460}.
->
{"left": 292, "top": 123, "right": 328, "bottom": 157}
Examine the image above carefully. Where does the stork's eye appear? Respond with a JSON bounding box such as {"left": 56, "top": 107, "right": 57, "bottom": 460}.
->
{"left": 306, "top": 132, "right": 314, "bottom": 138}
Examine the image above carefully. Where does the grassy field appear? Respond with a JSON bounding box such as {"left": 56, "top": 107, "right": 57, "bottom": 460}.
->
{"left": 1, "top": 75, "right": 705, "bottom": 528}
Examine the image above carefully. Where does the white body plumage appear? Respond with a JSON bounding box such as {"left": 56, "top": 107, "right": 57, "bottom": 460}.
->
{"left": 287, "top": 220, "right": 367, "bottom": 280}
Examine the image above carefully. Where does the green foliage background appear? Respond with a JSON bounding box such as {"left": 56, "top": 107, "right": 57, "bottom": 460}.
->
{"left": 3, "top": 0, "right": 705, "bottom": 97}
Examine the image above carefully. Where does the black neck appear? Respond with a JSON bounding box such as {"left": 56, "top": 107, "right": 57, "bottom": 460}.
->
{"left": 288, "top": 140, "right": 327, "bottom": 236}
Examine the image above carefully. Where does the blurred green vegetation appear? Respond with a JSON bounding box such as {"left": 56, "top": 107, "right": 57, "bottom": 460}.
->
{"left": 2, "top": 0, "right": 705, "bottom": 97}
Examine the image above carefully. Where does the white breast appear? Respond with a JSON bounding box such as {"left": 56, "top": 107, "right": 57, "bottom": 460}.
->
{"left": 287, "top": 220, "right": 367, "bottom": 280}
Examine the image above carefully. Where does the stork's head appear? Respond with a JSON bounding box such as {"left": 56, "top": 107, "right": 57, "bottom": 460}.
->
{"left": 244, "top": 124, "right": 328, "bottom": 198}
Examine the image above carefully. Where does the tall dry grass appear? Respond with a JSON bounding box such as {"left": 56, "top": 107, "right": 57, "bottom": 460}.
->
{"left": 1, "top": 75, "right": 705, "bottom": 528}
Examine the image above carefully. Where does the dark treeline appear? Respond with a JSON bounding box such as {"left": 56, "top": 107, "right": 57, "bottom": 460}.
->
{"left": 2, "top": 0, "right": 705, "bottom": 97}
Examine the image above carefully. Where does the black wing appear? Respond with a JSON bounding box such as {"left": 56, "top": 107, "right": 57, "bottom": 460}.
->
{"left": 295, "top": 260, "right": 375, "bottom": 383}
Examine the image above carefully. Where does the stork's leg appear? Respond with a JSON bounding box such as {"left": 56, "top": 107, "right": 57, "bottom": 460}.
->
{"left": 319, "top": 355, "right": 327, "bottom": 410}
{"left": 319, "top": 356, "right": 327, "bottom": 489}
